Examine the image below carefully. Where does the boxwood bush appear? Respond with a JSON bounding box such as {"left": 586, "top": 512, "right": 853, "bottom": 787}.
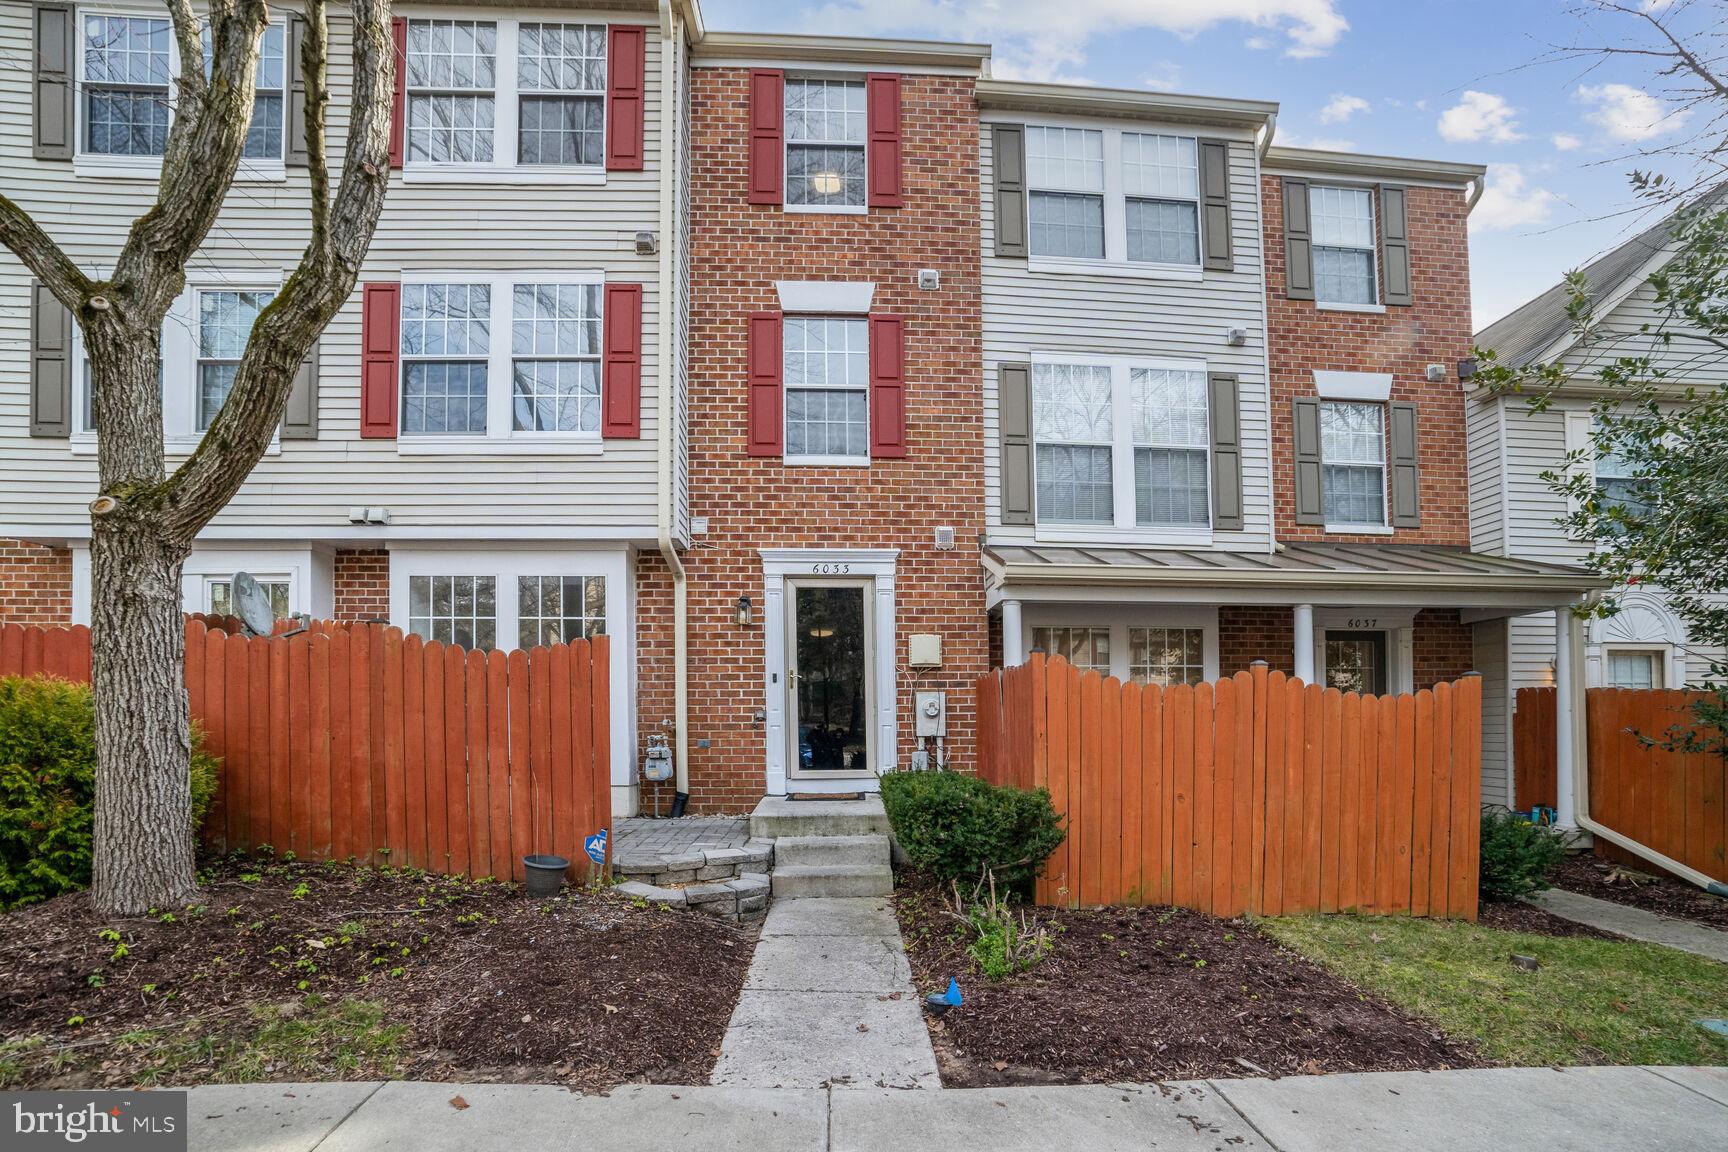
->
{"left": 0, "top": 675, "right": 218, "bottom": 911}
{"left": 880, "top": 770, "right": 1065, "bottom": 896}
{"left": 1479, "top": 806, "right": 1571, "bottom": 902}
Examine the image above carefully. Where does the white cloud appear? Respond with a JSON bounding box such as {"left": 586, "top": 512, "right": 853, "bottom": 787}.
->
{"left": 1140, "top": 62, "right": 1183, "bottom": 92}
{"left": 1551, "top": 132, "right": 1582, "bottom": 151}
{"left": 1437, "top": 91, "right": 1524, "bottom": 144}
{"left": 1277, "top": 130, "right": 1356, "bottom": 151}
{"left": 1470, "top": 164, "right": 1558, "bottom": 233}
{"left": 803, "top": 1, "right": 1349, "bottom": 83}
{"left": 1575, "top": 82, "right": 1686, "bottom": 142}
{"left": 1318, "top": 93, "right": 1370, "bottom": 124}
{"left": 1245, "top": 35, "right": 1274, "bottom": 50}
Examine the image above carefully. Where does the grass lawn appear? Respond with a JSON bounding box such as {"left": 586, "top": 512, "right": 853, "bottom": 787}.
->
{"left": 1261, "top": 912, "right": 1728, "bottom": 1068}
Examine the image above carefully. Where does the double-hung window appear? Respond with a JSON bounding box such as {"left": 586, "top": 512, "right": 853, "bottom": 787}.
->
{"left": 201, "top": 22, "right": 286, "bottom": 162}
{"left": 785, "top": 78, "right": 866, "bottom": 209}
{"left": 1121, "top": 133, "right": 1200, "bottom": 265}
{"left": 81, "top": 12, "right": 171, "bottom": 157}
{"left": 409, "top": 575, "right": 497, "bottom": 650}
{"left": 1593, "top": 417, "right": 1653, "bottom": 523}
{"left": 516, "top": 23, "right": 606, "bottom": 165}
{"left": 511, "top": 284, "right": 601, "bottom": 433}
{"left": 1027, "top": 127, "right": 1106, "bottom": 259}
{"left": 197, "top": 289, "right": 275, "bottom": 430}
{"left": 1022, "top": 125, "right": 1208, "bottom": 270}
{"left": 1030, "top": 626, "right": 1110, "bottom": 674}
{"left": 1320, "top": 401, "right": 1387, "bottom": 525}
{"left": 1311, "top": 186, "right": 1378, "bottom": 306}
{"left": 518, "top": 575, "right": 606, "bottom": 647}
{"left": 406, "top": 20, "right": 498, "bottom": 163}
{"left": 1032, "top": 363, "right": 1114, "bottom": 523}
{"left": 784, "top": 316, "right": 869, "bottom": 461}
{"left": 1131, "top": 367, "right": 1210, "bottom": 526}
{"left": 401, "top": 284, "right": 492, "bottom": 435}
{"left": 1129, "top": 627, "right": 1205, "bottom": 686}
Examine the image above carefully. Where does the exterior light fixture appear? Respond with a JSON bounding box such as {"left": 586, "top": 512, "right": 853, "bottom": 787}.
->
{"left": 736, "top": 595, "right": 754, "bottom": 627}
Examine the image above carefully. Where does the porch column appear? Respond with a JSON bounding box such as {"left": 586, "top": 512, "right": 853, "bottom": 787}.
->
{"left": 1001, "top": 599, "right": 1024, "bottom": 666}
{"left": 1554, "top": 606, "right": 1579, "bottom": 829}
{"left": 1292, "top": 602, "right": 1315, "bottom": 683}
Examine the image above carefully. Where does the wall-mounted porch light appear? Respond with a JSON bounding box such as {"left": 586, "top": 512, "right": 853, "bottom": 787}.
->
{"left": 736, "top": 594, "right": 754, "bottom": 627}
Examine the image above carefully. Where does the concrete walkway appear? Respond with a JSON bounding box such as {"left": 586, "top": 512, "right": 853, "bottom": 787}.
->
{"left": 1531, "top": 888, "right": 1728, "bottom": 963}
{"left": 182, "top": 1066, "right": 1728, "bottom": 1151}
{"left": 709, "top": 897, "right": 939, "bottom": 1089}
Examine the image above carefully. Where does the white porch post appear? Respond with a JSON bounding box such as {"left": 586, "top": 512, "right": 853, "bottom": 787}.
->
{"left": 1292, "top": 603, "right": 1315, "bottom": 683}
{"left": 1001, "top": 599, "right": 1024, "bottom": 666}
{"left": 1554, "top": 606, "right": 1579, "bottom": 829}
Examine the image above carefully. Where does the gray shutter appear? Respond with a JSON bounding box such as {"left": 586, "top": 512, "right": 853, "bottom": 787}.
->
{"left": 34, "top": 3, "right": 75, "bottom": 160}
{"left": 1293, "top": 396, "right": 1323, "bottom": 524}
{"left": 30, "top": 281, "right": 73, "bottom": 438}
{"left": 1198, "top": 139, "right": 1233, "bottom": 272}
{"left": 282, "top": 342, "right": 319, "bottom": 439}
{"left": 1389, "top": 400, "right": 1420, "bottom": 527}
{"left": 285, "top": 15, "right": 309, "bottom": 167}
{"left": 999, "top": 362, "right": 1034, "bottom": 524}
{"left": 1208, "top": 373, "right": 1242, "bottom": 531}
{"left": 992, "top": 124, "right": 1027, "bottom": 259}
{"left": 1378, "top": 184, "right": 1412, "bottom": 306}
{"left": 1282, "top": 177, "right": 1314, "bottom": 300}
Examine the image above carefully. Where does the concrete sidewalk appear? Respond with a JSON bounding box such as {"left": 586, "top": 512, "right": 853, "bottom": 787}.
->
{"left": 1530, "top": 888, "right": 1728, "bottom": 963}
{"left": 183, "top": 1065, "right": 1728, "bottom": 1151}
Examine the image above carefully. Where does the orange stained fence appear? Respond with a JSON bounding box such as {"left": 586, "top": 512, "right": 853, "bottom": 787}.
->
{"left": 0, "top": 619, "right": 613, "bottom": 882}
{"left": 976, "top": 655, "right": 1483, "bottom": 920}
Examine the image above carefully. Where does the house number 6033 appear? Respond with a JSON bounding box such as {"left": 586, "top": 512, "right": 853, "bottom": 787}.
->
{"left": 811, "top": 563, "right": 852, "bottom": 575}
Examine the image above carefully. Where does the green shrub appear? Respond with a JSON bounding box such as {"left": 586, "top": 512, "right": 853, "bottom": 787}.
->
{"left": 880, "top": 770, "right": 1064, "bottom": 895}
{"left": 0, "top": 675, "right": 218, "bottom": 910}
{"left": 1479, "top": 806, "right": 1571, "bottom": 903}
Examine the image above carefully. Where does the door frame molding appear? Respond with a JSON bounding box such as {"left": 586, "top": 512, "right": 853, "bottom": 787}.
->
{"left": 760, "top": 548, "right": 898, "bottom": 796}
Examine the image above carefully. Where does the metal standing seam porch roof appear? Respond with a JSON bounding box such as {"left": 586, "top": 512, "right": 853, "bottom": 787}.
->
{"left": 983, "top": 542, "right": 1607, "bottom": 597}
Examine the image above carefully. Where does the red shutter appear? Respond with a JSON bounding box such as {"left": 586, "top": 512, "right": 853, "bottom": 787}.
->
{"left": 360, "top": 283, "right": 400, "bottom": 439}
{"left": 388, "top": 17, "right": 407, "bottom": 168}
{"left": 869, "top": 314, "right": 906, "bottom": 458}
{"left": 747, "top": 69, "right": 784, "bottom": 205}
{"left": 746, "top": 311, "right": 783, "bottom": 456}
{"left": 605, "top": 25, "right": 646, "bottom": 171}
{"left": 866, "top": 73, "right": 903, "bottom": 208}
{"left": 602, "top": 283, "right": 643, "bottom": 438}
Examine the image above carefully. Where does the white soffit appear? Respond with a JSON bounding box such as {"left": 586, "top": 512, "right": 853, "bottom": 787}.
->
{"left": 776, "top": 281, "right": 875, "bottom": 314}
{"left": 1313, "top": 370, "right": 1393, "bottom": 401}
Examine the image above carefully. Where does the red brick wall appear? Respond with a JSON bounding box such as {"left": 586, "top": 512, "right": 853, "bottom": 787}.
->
{"left": 1220, "top": 605, "right": 1296, "bottom": 677}
{"left": 0, "top": 538, "right": 73, "bottom": 625}
{"left": 1263, "top": 178, "right": 1473, "bottom": 546}
{"left": 657, "top": 69, "right": 986, "bottom": 811}
{"left": 333, "top": 549, "right": 389, "bottom": 622}
{"left": 1412, "top": 607, "right": 1474, "bottom": 689}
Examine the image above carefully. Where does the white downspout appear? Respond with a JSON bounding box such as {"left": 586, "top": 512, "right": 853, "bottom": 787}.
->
{"left": 655, "top": 0, "right": 690, "bottom": 811}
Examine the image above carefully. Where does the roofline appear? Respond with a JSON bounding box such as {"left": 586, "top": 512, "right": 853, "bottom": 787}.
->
{"left": 976, "top": 79, "right": 1277, "bottom": 128}
{"left": 982, "top": 555, "right": 1608, "bottom": 596}
{"left": 693, "top": 30, "right": 991, "bottom": 72}
{"left": 1264, "top": 145, "right": 1486, "bottom": 186}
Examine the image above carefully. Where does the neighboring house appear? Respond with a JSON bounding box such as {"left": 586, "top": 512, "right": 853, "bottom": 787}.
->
{"left": 1472, "top": 193, "right": 1726, "bottom": 814}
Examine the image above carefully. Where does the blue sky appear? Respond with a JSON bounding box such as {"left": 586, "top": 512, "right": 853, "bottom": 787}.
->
{"left": 703, "top": 0, "right": 1706, "bottom": 331}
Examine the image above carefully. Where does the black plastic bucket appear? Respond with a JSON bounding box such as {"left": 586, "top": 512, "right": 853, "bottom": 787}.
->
{"left": 522, "top": 854, "right": 570, "bottom": 897}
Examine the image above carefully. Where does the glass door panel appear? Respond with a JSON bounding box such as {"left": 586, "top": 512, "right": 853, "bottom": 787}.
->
{"left": 791, "top": 584, "right": 869, "bottom": 773}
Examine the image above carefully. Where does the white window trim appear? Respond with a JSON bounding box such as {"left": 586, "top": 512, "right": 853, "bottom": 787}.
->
{"left": 396, "top": 269, "right": 607, "bottom": 455}
{"left": 1311, "top": 607, "right": 1416, "bottom": 696}
{"left": 1318, "top": 398, "right": 1390, "bottom": 532}
{"left": 1023, "top": 122, "right": 1207, "bottom": 279}
{"left": 73, "top": 7, "right": 288, "bottom": 181}
{"left": 1019, "top": 604, "right": 1220, "bottom": 685}
{"left": 1601, "top": 646, "right": 1668, "bottom": 690}
{"left": 399, "top": 15, "right": 611, "bottom": 183}
{"left": 781, "top": 72, "right": 869, "bottom": 215}
{"left": 70, "top": 268, "right": 284, "bottom": 457}
{"left": 1310, "top": 182, "right": 1381, "bottom": 308}
{"left": 1030, "top": 351, "right": 1214, "bottom": 544}
{"left": 781, "top": 313, "right": 872, "bottom": 466}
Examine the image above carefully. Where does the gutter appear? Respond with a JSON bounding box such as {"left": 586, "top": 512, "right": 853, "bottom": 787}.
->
{"left": 655, "top": 0, "right": 690, "bottom": 815}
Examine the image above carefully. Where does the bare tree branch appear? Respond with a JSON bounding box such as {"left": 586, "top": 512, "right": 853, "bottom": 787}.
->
{"left": 302, "top": 0, "right": 334, "bottom": 254}
{"left": 0, "top": 195, "right": 93, "bottom": 307}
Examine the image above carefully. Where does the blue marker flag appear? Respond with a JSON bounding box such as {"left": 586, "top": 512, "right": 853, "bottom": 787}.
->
{"left": 944, "top": 978, "right": 963, "bottom": 1007}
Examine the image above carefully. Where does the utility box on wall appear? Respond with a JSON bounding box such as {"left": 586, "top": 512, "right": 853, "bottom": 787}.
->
{"left": 908, "top": 633, "right": 942, "bottom": 668}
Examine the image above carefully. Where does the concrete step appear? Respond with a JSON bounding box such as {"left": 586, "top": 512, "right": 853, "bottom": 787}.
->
{"left": 770, "top": 864, "right": 894, "bottom": 900}
{"left": 750, "top": 795, "right": 891, "bottom": 839}
{"left": 774, "top": 834, "right": 890, "bottom": 870}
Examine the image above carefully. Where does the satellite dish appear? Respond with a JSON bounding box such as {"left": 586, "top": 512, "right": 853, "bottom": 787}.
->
{"left": 230, "top": 571, "right": 276, "bottom": 637}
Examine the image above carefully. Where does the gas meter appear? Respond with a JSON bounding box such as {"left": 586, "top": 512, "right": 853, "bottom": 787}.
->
{"left": 642, "top": 733, "right": 674, "bottom": 782}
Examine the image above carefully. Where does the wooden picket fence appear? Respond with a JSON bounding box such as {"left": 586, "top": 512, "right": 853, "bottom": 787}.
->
{"left": 0, "top": 619, "right": 613, "bottom": 882}
{"left": 976, "top": 656, "right": 1482, "bottom": 920}
{"left": 1514, "top": 686, "right": 1725, "bottom": 882}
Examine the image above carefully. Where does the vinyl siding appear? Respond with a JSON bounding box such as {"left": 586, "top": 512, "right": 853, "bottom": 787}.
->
{"left": 978, "top": 123, "right": 1273, "bottom": 550}
{"left": 1473, "top": 616, "right": 1511, "bottom": 808}
{"left": 0, "top": 5, "right": 670, "bottom": 543}
{"left": 1464, "top": 390, "right": 1504, "bottom": 555}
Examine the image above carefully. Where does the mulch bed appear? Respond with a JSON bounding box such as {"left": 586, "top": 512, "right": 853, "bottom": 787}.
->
{"left": 0, "top": 858, "right": 754, "bottom": 1091}
{"left": 893, "top": 876, "right": 1483, "bottom": 1087}
{"left": 1478, "top": 898, "right": 1620, "bottom": 940}
{"left": 1547, "top": 852, "right": 1728, "bottom": 931}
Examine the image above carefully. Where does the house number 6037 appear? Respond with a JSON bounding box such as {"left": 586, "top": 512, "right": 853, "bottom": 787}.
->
{"left": 811, "top": 563, "right": 852, "bottom": 575}
{"left": 1347, "top": 618, "right": 1379, "bottom": 629}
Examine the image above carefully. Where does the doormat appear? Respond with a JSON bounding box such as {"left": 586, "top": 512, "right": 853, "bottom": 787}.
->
{"left": 788, "top": 792, "right": 864, "bottom": 802}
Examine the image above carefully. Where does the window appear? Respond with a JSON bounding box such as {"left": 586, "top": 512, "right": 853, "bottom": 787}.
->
{"left": 196, "top": 289, "right": 275, "bottom": 430}
{"left": 518, "top": 575, "right": 606, "bottom": 647}
{"left": 511, "top": 284, "right": 601, "bottom": 432}
{"left": 203, "top": 23, "right": 286, "bottom": 161}
{"left": 82, "top": 13, "right": 171, "bottom": 157}
{"left": 1129, "top": 627, "right": 1205, "bottom": 686}
{"left": 1131, "top": 367, "right": 1209, "bottom": 526}
{"left": 1606, "top": 650, "right": 1663, "bottom": 689}
{"left": 1026, "top": 127, "right": 1105, "bottom": 259}
{"left": 401, "top": 284, "right": 491, "bottom": 435}
{"left": 404, "top": 18, "right": 606, "bottom": 171}
{"left": 1311, "top": 186, "right": 1377, "bottom": 305}
{"left": 1033, "top": 363, "right": 1114, "bottom": 523}
{"left": 208, "top": 577, "right": 290, "bottom": 620}
{"left": 1121, "top": 133, "right": 1199, "bottom": 265}
{"left": 1031, "top": 626, "right": 1110, "bottom": 674}
{"left": 784, "top": 316, "right": 869, "bottom": 460}
{"left": 1321, "top": 401, "right": 1386, "bottom": 526}
{"left": 1325, "top": 631, "right": 1387, "bottom": 695}
{"left": 1593, "top": 420, "right": 1653, "bottom": 521}
{"left": 785, "top": 78, "right": 866, "bottom": 209}
{"left": 408, "top": 575, "right": 497, "bottom": 650}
